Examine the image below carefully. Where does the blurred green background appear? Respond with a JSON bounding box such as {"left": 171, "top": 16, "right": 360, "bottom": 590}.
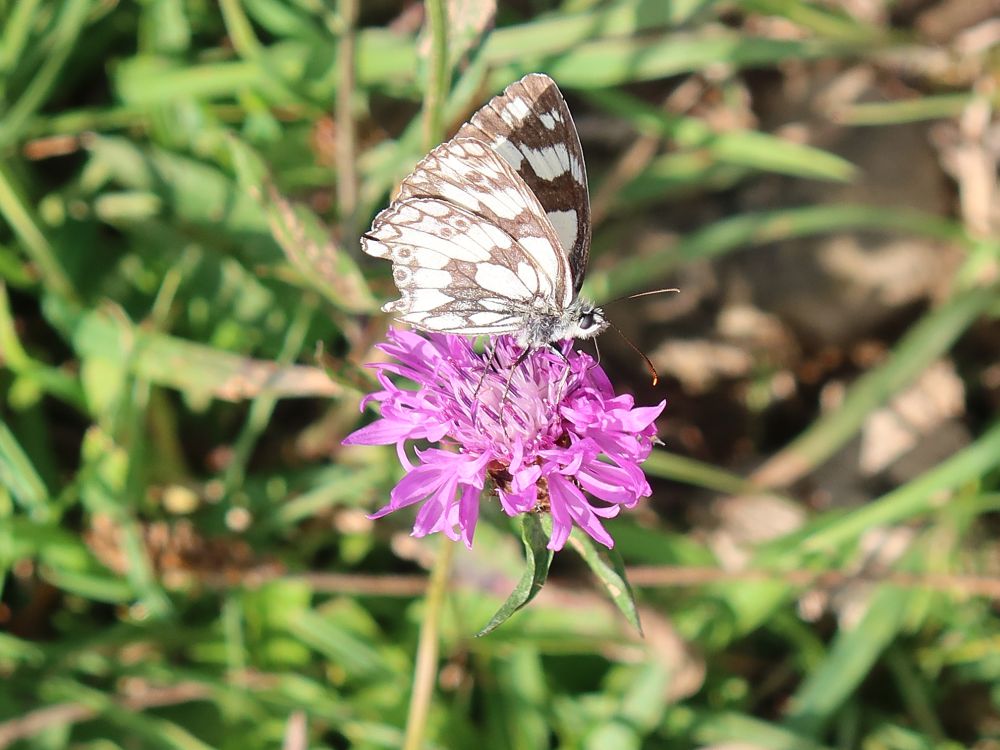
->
{"left": 2, "top": 0, "right": 999, "bottom": 748}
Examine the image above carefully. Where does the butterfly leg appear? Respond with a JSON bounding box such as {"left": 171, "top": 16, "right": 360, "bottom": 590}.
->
{"left": 473, "top": 338, "right": 500, "bottom": 399}
{"left": 546, "top": 341, "right": 575, "bottom": 402}
{"left": 497, "top": 345, "right": 533, "bottom": 438}
{"left": 471, "top": 339, "right": 501, "bottom": 429}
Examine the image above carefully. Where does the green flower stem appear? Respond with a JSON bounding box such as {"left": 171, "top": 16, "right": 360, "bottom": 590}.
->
{"left": 403, "top": 538, "right": 455, "bottom": 750}
{"left": 421, "top": 0, "right": 449, "bottom": 151}
{"left": 404, "top": 4, "right": 451, "bottom": 747}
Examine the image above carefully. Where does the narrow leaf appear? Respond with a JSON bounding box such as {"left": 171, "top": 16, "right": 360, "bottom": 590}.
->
{"left": 784, "top": 586, "right": 913, "bottom": 736}
{"left": 567, "top": 529, "right": 643, "bottom": 634}
{"left": 752, "top": 285, "right": 998, "bottom": 488}
{"left": 227, "top": 134, "right": 377, "bottom": 313}
{"left": 586, "top": 88, "right": 856, "bottom": 182}
{"left": 0, "top": 421, "right": 50, "bottom": 517}
{"left": 67, "top": 304, "right": 347, "bottom": 403}
{"left": 477, "top": 513, "right": 553, "bottom": 636}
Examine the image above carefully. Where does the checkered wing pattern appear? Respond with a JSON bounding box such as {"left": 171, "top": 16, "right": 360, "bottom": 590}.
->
{"left": 363, "top": 140, "right": 572, "bottom": 334}
{"left": 455, "top": 73, "right": 591, "bottom": 295}
{"left": 361, "top": 73, "right": 601, "bottom": 347}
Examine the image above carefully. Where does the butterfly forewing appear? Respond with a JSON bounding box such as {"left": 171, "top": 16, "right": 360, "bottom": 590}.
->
{"left": 455, "top": 73, "right": 592, "bottom": 295}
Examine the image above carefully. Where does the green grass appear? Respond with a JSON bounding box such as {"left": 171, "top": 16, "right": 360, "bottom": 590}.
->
{"left": 2, "top": 1, "right": 999, "bottom": 749}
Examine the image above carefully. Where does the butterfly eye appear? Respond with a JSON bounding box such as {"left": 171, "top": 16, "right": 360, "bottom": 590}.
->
{"left": 579, "top": 312, "right": 596, "bottom": 330}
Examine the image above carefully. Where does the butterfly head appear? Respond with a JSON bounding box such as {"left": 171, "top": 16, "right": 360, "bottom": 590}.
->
{"left": 571, "top": 300, "right": 608, "bottom": 340}
{"left": 546, "top": 298, "right": 608, "bottom": 345}
{"left": 514, "top": 298, "right": 607, "bottom": 349}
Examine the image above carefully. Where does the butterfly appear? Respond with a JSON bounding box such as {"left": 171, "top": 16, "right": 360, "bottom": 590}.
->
{"left": 361, "top": 73, "right": 607, "bottom": 351}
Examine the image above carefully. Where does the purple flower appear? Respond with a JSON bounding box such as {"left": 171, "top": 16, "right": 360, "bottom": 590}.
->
{"left": 343, "top": 329, "right": 665, "bottom": 550}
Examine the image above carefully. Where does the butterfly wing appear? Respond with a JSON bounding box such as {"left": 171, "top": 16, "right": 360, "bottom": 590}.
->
{"left": 455, "top": 73, "right": 592, "bottom": 296}
{"left": 363, "top": 140, "right": 573, "bottom": 335}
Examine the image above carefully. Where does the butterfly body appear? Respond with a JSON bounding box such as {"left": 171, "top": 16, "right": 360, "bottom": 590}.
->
{"left": 362, "top": 74, "right": 605, "bottom": 350}
{"left": 516, "top": 297, "right": 606, "bottom": 349}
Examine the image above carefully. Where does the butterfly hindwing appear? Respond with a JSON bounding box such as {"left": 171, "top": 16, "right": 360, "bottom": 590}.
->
{"left": 363, "top": 196, "right": 566, "bottom": 335}
{"left": 394, "top": 137, "right": 573, "bottom": 310}
{"left": 455, "top": 73, "right": 592, "bottom": 295}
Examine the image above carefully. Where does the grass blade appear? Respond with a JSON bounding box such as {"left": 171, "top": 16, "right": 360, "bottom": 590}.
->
{"left": 752, "top": 285, "right": 998, "bottom": 488}
{"left": 0, "top": 420, "right": 49, "bottom": 517}
{"left": 0, "top": 0, "right": 91, "bottom": 148}
{"left": 587, "top": 204, "right": 968, "bottom": 301}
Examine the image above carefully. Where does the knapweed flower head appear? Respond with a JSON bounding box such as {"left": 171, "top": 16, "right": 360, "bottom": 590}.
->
{"left": 343, "top": 328, "right": 665, "bottom": 550}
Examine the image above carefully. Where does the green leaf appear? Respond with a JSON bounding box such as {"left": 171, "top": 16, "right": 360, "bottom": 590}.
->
{"left": 567, "top": 529, "right": 642, "bottom": 635}
{"left": 288, "top": 609, "right": 395, "bottom": 680}
{"left": 710, "top": 129, "right": 855, "bottom": 182}
{"left": 0, "top": 161, "right": 76, "bottom": 302}
{"left": 482, "top": 0, "right": 713, "bottom": 64}
{"left": 840, "top": 93, "right": 974, "bottom": 126}
{"left": 587, "top": 205, "right": 969, "bottom": 301}
{"left": 65, "top": 304, "right": 347, "bottom": 404}
{"left": 43, "top": 677, "right": 217, "bottom": 750}
{"left": 784, "top": 586, "right": 913, "bottom": 736}
{"left": 0, "top": 0, "right": 91, "bottom": 149}
{"left": 79, "top": 354, "right": 128, "bottom": 421}
{"left": 487, "top": 649, "right": 550, "bottom": 749}
{"left": 613, "top": 151, "right": 743, "bottom": 206}
{"left": 477, "top": 513, "right": 553, "bottom": 636}
{"left": 753, "top": 285, "right": 999, "bottom": 488}
{"left": 266, "top": 464, "right": 394, "bottom": 528}
{"left": 78, "top": 427, "right": 172, "bottom": 618}
{"left": 40, "top": 566, "right": 135, "bottom": 603}
{"left": 740, "top": 0, "right": 882, "bottom": 40}
{"left": 0, "top": 420, "right": 50, "bottom": 518}
{"left": 114, "top": 35, "right": 419, "bottom": 107}
{"left": 765, "top": 418, "right": 1000, "bottom": 558}
{"left": 229, "top": 134, "right": 377, "bottom": 312}
{"left": 619, "top": 661, "right": 671, "bottom": 731}
{"left": 418, "top": 0, "right": 494, "bottom": 71}
{"left": 691, "top": 711, "right": 836, "bottom": 750}
{"left": 492, "top": 34, "right": 863, "bottom": 89}
{"left": 693, "top": 420, "right": 1000, "bottom": 648}
{"left": 0, "top": 0, "right": 44, "bottom": 79}
{"left": 0, "top": 631, "right": 45, "bottom": 667}
{"left": 586, "top": 88, "right": 856, "bottom": 182}
{"left": 642, "top": 449, "right": 751, "bottom": 494}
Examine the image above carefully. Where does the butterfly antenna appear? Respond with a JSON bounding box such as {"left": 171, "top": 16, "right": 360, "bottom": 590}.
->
{"left": 603, "top": 287, "right": 680, "bottom": 306}
{"left": 607, "top": 320, "right": 659, "bottom": 387}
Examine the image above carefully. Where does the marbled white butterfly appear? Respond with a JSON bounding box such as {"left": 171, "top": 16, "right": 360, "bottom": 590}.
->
{"left": 361, "top": 73, "right": 607, "bottom": 350}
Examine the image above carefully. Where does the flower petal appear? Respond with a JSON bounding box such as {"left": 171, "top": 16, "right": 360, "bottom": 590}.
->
{"left": 381, "top": 463, "right": 446, "bottom": 514}
{"left": 457, "top": 483, "right": 481, "bottom": 548}
{"left": 412, "top": 472, "right": 459, "bottom": 538}
{"left": 577, "top": 459, "right": 649, "bottom": 506}
{"left": 548, "top": 473, "right": 614, "bottom": 549}
{"left": 499, "top": 462, "right": 540, "bottom": 515}
{"left": 342, "top": 417, "right": 416, "bottom": 446}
